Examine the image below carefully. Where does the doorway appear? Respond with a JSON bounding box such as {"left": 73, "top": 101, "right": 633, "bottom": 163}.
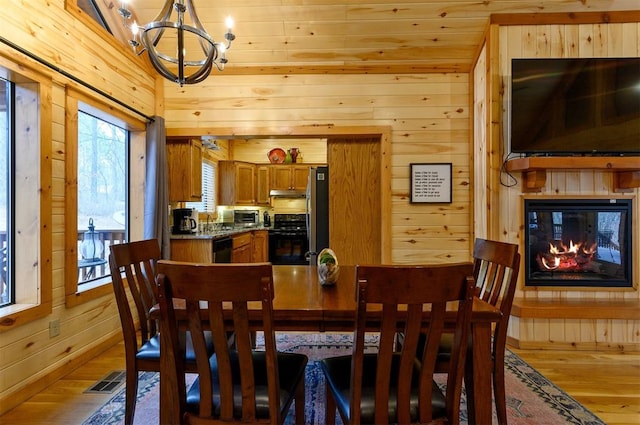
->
{"left": 167, "top": 126, "right": 392, "bottom": 262}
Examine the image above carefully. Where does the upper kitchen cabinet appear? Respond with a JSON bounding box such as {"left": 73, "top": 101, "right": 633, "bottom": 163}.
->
{"left": 219, "top": 161, "right": 255, "bottom": 205}
{"left": 255, "top": 164, "right": 270, "bottom": 205}
{"left": 270, "top": 165, "right": 313, "bottom": 192}
{"left": 167, "top": 138, "right": 202, "bottom": 202}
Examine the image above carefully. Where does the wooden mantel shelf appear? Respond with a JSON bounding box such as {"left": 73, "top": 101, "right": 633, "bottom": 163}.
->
{"left": 511, "top": 298, "right": 640, "bottom": 321}
{"left": 505, "top": 157, "right": 640, "bottom": 193}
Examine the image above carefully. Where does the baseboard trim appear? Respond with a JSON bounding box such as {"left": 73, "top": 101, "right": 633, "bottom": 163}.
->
{"left": 507, "top": 336, "right": 640, "bottom": 352}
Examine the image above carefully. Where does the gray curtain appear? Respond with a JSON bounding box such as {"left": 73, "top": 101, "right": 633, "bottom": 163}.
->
{"left": 144, "top": 116, "right": 170, "bottom": 259}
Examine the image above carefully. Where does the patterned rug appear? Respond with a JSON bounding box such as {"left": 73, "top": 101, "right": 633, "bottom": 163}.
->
{"left": 83, "top": 332, "right": 605, "bottom": 425}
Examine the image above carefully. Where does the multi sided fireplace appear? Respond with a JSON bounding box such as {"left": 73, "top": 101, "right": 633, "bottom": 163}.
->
{"left": 524, "top": 198, "right": 633, "bottom": 288}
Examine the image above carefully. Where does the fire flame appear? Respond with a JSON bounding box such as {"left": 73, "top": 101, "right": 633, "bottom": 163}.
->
{"left": 537, "top": 240, "right": 598, "bottom": 272}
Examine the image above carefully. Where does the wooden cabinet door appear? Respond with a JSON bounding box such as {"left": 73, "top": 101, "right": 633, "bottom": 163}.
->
{"left": 252, "top": 230, "right": 268, "bottom": 262}
{"left": 170, "top": 239, "right": 213, "bottom": 262}
{"left": 219, "top": 161, "right": 255, "bottom": 205}
{"left": 235, "top": 162, "right": 255, "bottom": 204}
{"left": 291, "top": 165, "right": 310, "bottom": 190}
{"left": 255, "top": 165, "right": 270, "bottom": 205}
{"left": 167, "top": 138, "right": 202, "bottom": 202}
{"left": 270, "top": 165, "right": 311, "bottom": 191}
{"left": 232, "top": 233, "right": 253, "bottom": 263}
{"left": 270, "top": 166, "right": 293, "bottom": 190}
{"left": 190, "top": 140, "right": 203, "bottom": 199}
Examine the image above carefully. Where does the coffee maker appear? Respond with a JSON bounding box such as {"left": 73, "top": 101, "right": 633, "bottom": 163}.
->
{"left": 172, "top": 208, "right": 197, "bottom": 234}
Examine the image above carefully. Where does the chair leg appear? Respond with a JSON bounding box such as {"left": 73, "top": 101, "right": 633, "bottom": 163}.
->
{"left": 294, "top": 380, "right": 305, "bottom": 425}
{"left": 325, "top": 385, "right": 336, "bottom": 425}
{"left": 124, "top": 370, "right": 139, "bottom": 425}
{"left": 493, "top": 355, "right": 508, "bottom": 425}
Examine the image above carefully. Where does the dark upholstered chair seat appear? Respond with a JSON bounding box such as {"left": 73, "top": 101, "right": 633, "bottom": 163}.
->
{"left": 157, "top": 262, "right": 307, "bottom": 424}
{"left": 186, "top": 351, "right": 308, "bottom": 419}
{"left": 321, "top": 354, "right": 447, "bottom": 424}
{"left": 135, "top": 331, "right": 215, "bottom": 363}
{"left": 320, "top": 264, "right": 475, "bottom": 425}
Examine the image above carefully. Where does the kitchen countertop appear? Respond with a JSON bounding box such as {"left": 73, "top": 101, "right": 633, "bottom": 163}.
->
{"left": 170, "top": 226, "right": 270, "bottom": 240}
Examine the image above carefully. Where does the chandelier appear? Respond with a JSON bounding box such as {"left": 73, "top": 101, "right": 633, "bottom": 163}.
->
{"left": 118, "top": 0, "right": 235, "bottom": 86}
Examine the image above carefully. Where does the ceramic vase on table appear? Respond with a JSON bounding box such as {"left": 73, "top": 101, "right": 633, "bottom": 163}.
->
{"left": 317, "top": 248, "right": 339, "bottom": 286}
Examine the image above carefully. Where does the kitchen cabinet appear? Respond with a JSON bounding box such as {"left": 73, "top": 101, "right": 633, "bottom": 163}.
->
{"left": 167, "top": 138, "right": 202, "bottom": 202}
{"left": 232, "top": 232, "right": 252, "bottom": 263}
{"left": 170, "top": 230, "right": 266, "bottom": 264}
{"left": 170, "top": 239, "right": 212, "bottom": 263}
{"left": 270, "top": 165, "right": 312, "bottom": 191}
{"left": 219, "top": 161, "right": 255, "bottom": 205}
{"left": 252, "top": 230, "right": 268, "bottom": 262}
{"left": 255, "top": 165, "right": 270, "bottom": 205}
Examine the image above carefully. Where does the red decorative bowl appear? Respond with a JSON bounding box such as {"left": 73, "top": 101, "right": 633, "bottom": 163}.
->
{"left": 268, "top": 148, "right": 286, "bottom": 164}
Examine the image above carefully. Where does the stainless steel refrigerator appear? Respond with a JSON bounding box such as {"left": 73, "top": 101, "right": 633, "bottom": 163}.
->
{"left": 306, "top": 166, "right": 329, "bottom": 264}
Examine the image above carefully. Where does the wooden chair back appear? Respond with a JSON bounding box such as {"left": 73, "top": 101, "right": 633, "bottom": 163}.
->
{"left": 472, "top": 238, "right": 520, "bottom": 353}
{"left": 109, "top": 239, "right": 161, "bottom": 356}
{"left": 470, "top": 238, "right": 520, "bottom": 425}
{"left": 352, "top": 263, "right": 475, "bottom": 424}
{"left": 156, "top": 260, "right": 285, "bottom": 424}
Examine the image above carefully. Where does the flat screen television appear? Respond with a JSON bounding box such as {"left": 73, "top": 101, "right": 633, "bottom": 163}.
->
{"left": 510, "top": 58, "right": 640, "bottom": 156}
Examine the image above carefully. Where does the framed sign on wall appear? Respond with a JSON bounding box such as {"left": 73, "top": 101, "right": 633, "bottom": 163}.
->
{"left": 410, "top": 163, "right": 452, "bottom": 203}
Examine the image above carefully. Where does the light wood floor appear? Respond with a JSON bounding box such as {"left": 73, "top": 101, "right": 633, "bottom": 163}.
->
{"left": 1, "top": 339, "right": 639, "bottom": 425}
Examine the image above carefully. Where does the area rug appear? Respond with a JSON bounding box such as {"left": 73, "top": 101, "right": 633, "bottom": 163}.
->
{"left": 83, "top": 332, "right": 605, "bottom": 425}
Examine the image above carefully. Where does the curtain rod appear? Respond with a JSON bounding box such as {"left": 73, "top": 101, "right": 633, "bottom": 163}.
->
{"left": 0, "top": 36, "right": 154, "bottom": 123}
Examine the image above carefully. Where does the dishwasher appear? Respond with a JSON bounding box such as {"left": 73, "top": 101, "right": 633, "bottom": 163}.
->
{"left": 213, "top": 237, "right": 233, "bottom": 263}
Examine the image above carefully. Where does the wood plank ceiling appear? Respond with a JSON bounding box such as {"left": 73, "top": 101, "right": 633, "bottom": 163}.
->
{"left": 97, "top": 1, "right": 640, "bottom": 74}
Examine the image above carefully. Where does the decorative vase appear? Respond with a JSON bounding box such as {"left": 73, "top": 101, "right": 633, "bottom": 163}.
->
{"left": 317, "top": 248, "right": 339, "bottom": 286}
{"left": 285, "top": 149, "right": 293, "bottom": 164}
{"left": 290, "top": 147, "right": 299, "bottom": 163}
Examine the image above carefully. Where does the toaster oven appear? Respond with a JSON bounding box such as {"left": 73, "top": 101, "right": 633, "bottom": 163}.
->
{"left": 233, "top": 210, "right": 259, "bottom": 227}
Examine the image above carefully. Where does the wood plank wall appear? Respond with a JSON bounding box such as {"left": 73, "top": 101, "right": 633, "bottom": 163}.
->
{"left": 0, "top": 0, "right": 156, "bottom": 413}
{"left": 163, "top": 73, "right": 472, "bottom": 265}
{"left": 486, "top": 21, "right": 640, "bottom": 350}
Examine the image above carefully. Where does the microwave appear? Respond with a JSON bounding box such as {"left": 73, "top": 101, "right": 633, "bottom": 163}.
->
{"left": 234, "top": 210, "right": 259, "bottom": 227}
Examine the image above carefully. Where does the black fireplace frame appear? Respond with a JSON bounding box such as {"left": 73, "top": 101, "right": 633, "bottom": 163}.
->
{"left": 524, "top": 198, "right": 633, "bottom": 288}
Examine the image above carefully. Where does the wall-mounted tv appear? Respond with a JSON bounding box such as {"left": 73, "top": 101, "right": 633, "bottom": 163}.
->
{"left": 510, "top": 58, "right": 640, "bottom": 156}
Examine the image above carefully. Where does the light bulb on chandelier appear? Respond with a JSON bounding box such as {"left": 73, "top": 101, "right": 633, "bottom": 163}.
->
{"left": 118, "top": 0, "right": 235, "bottom": 86}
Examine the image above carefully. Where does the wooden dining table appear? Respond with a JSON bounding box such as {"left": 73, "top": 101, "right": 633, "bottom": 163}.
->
{"left": 157, "top": 264, "right": 502, "bottom": 424}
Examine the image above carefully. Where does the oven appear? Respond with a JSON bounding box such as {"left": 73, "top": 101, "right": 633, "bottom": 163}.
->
{"left": 268, "top": 214, "right": 309, "bottom": 265}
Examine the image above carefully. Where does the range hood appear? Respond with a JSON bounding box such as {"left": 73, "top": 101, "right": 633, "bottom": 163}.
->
{"left": 269, "top": 189, "right": 306, "bottom": 198}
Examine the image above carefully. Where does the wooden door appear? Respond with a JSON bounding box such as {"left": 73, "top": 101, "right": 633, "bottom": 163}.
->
{"left": 327, "top": 137, "right": 381, "bottom": 265}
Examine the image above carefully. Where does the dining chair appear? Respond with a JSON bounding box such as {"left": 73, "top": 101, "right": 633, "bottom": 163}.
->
{"left": 156, "top": 260, "right": 308, "bottom": 425}
{"left": 320, "top": 263, "right": 476, "bottom": 425}
{"left": 434, "top": 238, "right": 520, "bottom": 425}
{"left": 108, "top": 239, "right": 215, "bottom": 425}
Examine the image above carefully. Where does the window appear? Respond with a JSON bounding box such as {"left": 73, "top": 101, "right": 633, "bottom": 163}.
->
{"left": 65, "top": 88, "right": 145, "bottom": 307}
{"left": 186, "top": 160, "right": 216, "bottom": 214}
{"left": 0, "top": 78, "right": 10, "bottom": 306}
{"left": 76, "top": 111, "right": 128, "bottom": 285}
{"left": 0, "top": 58, "right": 52, "bottom": 326}
{"left": 76, "top": 0, "right": 110, "bottom": 32}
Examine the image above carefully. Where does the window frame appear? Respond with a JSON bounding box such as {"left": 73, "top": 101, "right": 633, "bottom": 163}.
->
{"left": 0, "top": 56, "right": 53, "bottom": 327}
{"left": 64, "top": 88, "right": 145, "bottom": 307}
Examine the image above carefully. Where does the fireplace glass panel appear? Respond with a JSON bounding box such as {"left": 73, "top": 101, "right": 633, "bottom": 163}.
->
{"left": 524, "top": 199, "right": 632, "bottom": 287}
